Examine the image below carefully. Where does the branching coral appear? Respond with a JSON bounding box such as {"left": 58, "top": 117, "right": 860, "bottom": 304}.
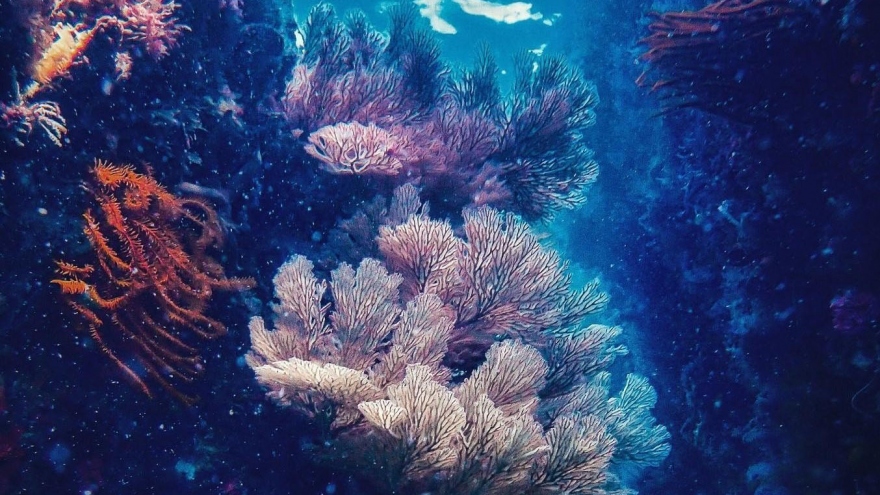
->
{"left": 246, "top": 188, "right": 668, "bottom": 493}
{"left": 118, "top": 0, "right": 189, "bottom": 60}
{"left": 282, "top": 3, "right": 600, "bottom": 220}
{"left": 52, "top": 160, "right": 253, "bottom": 403}
{"left": 0, "top": 96, "right": 67, "bottom": 146}
{"left": 0, "top": 16, "right": 110, "bottom": 145}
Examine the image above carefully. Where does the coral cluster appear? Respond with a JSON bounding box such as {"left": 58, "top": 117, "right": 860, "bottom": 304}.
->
{"left": 247, "top": 187, "right": 669, "bottom": 493}
{"left": 52, "top": 161, "right": 253, "bottom": 403}
{"left": 1, "top": 0, "right": 188, "bottom": 146}
{"left": 282, "top": 4, "right": 600, "bottom": 220}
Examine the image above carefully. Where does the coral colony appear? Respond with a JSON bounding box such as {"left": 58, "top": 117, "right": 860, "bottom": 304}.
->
{"left": 283, "top": 4, "right": 600, "bottom": 221}
{"left": 1, "top": 0, "right": 670, "bottom": 493}
{"left": 243, "top": 8, "right": 671, "bottom": 487}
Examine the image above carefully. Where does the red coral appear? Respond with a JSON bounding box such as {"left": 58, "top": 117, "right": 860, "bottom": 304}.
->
{"left": 52, "top": 160, "right": 253, "bottom": 403}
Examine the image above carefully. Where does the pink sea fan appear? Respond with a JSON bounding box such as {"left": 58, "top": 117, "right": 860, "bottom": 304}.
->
{"left": 282, "top": 64, "right": 417, "bottom": 134}
{"left": 282, "top": 5, "right": 601, "bottom": 220}
{"left": 414, "top": 102, "right": 500, "bottom": 175}
{"left": 119, "top": 0, "right": 189, "bottom": 59}
{"left": 304, "top": 122, "right": 410, "bottom": 176}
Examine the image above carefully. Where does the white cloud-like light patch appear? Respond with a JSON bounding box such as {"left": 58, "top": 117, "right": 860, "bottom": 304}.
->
{"left": 414, "top": 0, "right": 458, "bottom": 34}
{"left": 452, "top": 0, "right": 543, "bottom": 24}
{"left": 413, "top": 0, "right": 546, "bottom": 35}
{"left": 542, "top": 12, "right": 561, "bottom": 26}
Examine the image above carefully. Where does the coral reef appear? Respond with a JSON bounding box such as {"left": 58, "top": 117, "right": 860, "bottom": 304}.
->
{"left": 246, "top": 188, "right": 669, "bottom": 493}
{"left": 51, "top": 161, "right": 253, "bottom": 403}
{"left": 0, "top": 0, "right": 675, "bottom": 492}
{"left": 281, "top": 3, "right": 600, "bottom": 220}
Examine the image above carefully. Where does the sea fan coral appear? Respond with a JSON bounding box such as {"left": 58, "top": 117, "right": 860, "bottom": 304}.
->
{"left": 246, "top": 190, "right": 668, "bottom": 493}
{"left": 378, "top": 205, "right": 609, "bottom": 366}
{"left": 282, "top": 3, "right": 600, "bottom": 220}
{"left": 304, "top": 122, "right": 410, "bottom": 175}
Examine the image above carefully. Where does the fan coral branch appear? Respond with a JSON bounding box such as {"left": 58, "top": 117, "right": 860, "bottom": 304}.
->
{"left": 542, "top": 324, "right": 629, "bottom": 400}
{"left": 305, "top": 122, "right": 410, "bottom": 175}
{"left": 606, "top": 374, "right": 672, "bottom": 469}
{"left": 375, "top": 293, "right": 454, "bottom": 387}
{"left": 532, "top": 414, "right": 617, "bottom": 493}
{"left": 453, "top": 207, "right": 609, "bottom": 341}
{"left": 359, "top": 365, "right": 466, "bottom": 484}
{"left": 329, "top": 259, "right": 403, "bottom": 370}
{"left": 457, "top": 340, "right": 548, "bottom": 417}
{"left": 377, "top": 214, "right": 460, "bottom": 299}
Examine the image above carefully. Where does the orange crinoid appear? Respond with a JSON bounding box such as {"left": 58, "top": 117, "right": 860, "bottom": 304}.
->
{"left": 52, "top": 160, "right": 254, "bottom": 403}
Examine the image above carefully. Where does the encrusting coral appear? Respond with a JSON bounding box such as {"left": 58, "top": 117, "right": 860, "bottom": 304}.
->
{"left": 246, "top": 186, "right": 669, "bottom": 493}
{"left": 52, "top": 160, "right": 253, "bottom": 404}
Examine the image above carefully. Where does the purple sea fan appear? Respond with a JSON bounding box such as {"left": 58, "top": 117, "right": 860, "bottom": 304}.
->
{"left": 282, "top": 4, "right": 601, "bottom": 220}
{"left": 281, "top": 4, "right": 438, "bottom": 134}
{"left": 490, "top": 54, "right": 601, "bottom": 220}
